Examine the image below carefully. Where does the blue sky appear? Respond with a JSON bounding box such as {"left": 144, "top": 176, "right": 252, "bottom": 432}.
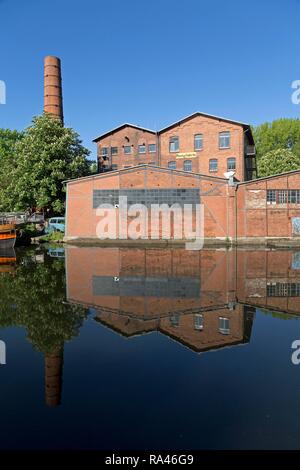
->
{"left": 1, "top": 0, "right": 300, "bottom": 159}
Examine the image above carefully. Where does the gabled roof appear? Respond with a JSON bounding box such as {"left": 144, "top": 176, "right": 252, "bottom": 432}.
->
{"left": 158, "top": 111, "right": 252, "bottom": 134}
{"left": 93, "top": 111, "right": 255, "bottom": 144}
{"left": 93, "top": 123, "right": 156, "bottom": 142}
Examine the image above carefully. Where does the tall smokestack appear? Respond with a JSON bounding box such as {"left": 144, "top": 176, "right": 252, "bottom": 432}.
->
{"left": 44, "top": 56, "right": 64, "bottom": 124}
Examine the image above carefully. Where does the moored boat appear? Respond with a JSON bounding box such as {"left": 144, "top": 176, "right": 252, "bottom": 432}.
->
{"left": 0, "top": 222, "right": 17, "bottom": 249}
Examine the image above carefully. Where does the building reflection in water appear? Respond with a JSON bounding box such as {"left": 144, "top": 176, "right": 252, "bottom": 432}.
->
{"left": 65, "top": 247, "right": 300, "bottom": 354}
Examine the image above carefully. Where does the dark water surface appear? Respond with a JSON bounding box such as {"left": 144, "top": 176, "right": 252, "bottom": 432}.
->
{"left": 1, "top": 245, "right": 300, "bottom": 450}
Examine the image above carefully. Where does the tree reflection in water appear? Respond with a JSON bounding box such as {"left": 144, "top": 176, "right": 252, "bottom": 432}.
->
{"left": 0, "top": 247, "right": 87, "bottom": 406}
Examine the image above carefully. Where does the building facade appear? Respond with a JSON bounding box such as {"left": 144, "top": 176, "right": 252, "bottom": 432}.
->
{"left": 94, "top": 112, "right": 257, "bottom": 182}
{"left": 64, "top": 166, "right": 300, "bottom": 244}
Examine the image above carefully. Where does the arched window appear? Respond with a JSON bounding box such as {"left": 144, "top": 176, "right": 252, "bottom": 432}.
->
{"left": 227, "top": 157, "right": 236, "bottom": 170}
{"left": 168, "top": 161, "right": 176, "bottom": 170}
{"left": 209, "top": 159, "right": 218, "bottom": 172}
{"left": 194, "top": 134, "right": 203, "bottom": 151}
{"left": 183, "top": 160, "right": 192, "bottom": 172}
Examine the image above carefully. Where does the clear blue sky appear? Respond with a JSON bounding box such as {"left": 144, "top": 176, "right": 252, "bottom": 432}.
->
{"left": 1, "top": 0, "right": 300, "bottom": 160}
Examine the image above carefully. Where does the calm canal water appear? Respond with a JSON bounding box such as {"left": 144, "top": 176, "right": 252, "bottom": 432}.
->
{"left": 0, "top": 245, "right": 300, "bottom": 450}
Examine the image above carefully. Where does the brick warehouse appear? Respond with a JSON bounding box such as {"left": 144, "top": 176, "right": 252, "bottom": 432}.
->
{"left": 94, "top": 112, "right": 257, "bottom": 181}
{"left": 64, "top": 165, "right": 300, "bottom": 244}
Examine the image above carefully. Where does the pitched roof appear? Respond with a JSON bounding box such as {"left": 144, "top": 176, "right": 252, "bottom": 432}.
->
{"left": 93, "top": 111, "right": 254, "bottom": 144}
{"left": 158, "top": 111, "right": 252, "bottom": 134}
{"left": 93, "top": 123, "right": 156, "bottom": 142}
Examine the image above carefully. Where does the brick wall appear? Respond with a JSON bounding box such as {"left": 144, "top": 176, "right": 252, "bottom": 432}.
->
{"left": 159, "top": 114, "right": 245, "bottom": 180}
{"left": 96, "top": 126, "right": 158, "bottom": 170}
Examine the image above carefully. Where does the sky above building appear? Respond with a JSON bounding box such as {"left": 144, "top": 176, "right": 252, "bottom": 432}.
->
{"left": 0, "top": 0, "right": 300, "bottom": 159}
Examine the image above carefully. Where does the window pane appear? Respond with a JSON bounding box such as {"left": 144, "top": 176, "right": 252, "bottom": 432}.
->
{"left": 138, "top": 144, "right": 146, "bottom": 154}
{"left": 194, "top": 314, "right": 203, "bottom": 330}
{"left": 219, "top": 317, "right": 230, "bottom": 335}
{"left": 183, "top": 160, "right": 192, "bottom": 171}
{"left": 169, "top": 136, "right": 179, "bottom": 152}
{"left": 111, "top": 147, "right": 118, "bottom": 155}
{"left": 227, "top": 158, "right": 236, "bottom": 170}
{"left": 289, "top": 190, "right": 297, "bottom": 203}
{"left": 124, "top": 146, "right": 131, "bottom": 154}
{"left": 278, "top": 190, "right": 288, "bottom": 204}
{"left": 101, "top": 147, "right": 109, "bottom": 156}
{"left": 168, "top": 161, "right": 176, "bottom": 170}
{"left": 219, "top": 131, "right": 230, "bottom": 148}
{"left": 170, "top": 313, "right": 180, "bottom": 327}
{"left": 267, "top": 190, "right": 276, "bottom": 203}
{"left": 209, "top": 159, "right": 218, "bottom": 172}
{"left": 148, "top": 144, "right": 156, "bottom": 153}
{"left": 194, "top": 134, "right": 203, "bottom": 150}
{"left": 111, "top": 164, "right": 118, "bottom": 170}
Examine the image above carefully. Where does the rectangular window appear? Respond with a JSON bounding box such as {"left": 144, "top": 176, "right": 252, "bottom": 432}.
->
{"left": 124, "top": 146, "right": 132, "bottom": 154}
{"left": 183, "top": 160, "right": 192, "bottom": 172}
{"left": 288, "top": 190, "right": 300, "bottom": 203}
{"left": 111, "top": 164, "right": 118, "bottom": 170}
{"left": 267, "top": 190, "right": 276, "bottom": 204}
{"left": 194, "top": 134, "right": 203, "bottom": 151}
{"left": 227, "top": 157, "right": 236, "bottom": 170}
{"left": 267, "top": 282, "right": 300, "bottom": 297}
{"left": 168, "top": 161, "right": 176, "bottom": 170}
{"left": 219, "top": 317, "right": 230, "bottom": 335}
{"left": 138, "top": 144, "right": 146, "bottom": 154}
{"left": 111, "top": 147, "right": 118, "bottom": 155}
{"left": 209, "top": 159, "right": 218, "bottom": 172}
{"left": 170, "top": 313, "right": 180, "bottom": 327}
{"left": 101, "top": 147, "right": 109, "bottom": 156}
{"left": 278, "top": 190, "right": 288, "bottom": 204}
{"left": 267, "top": 189, "right": 300, "bottom": 204}
{"left": 169, "top": 136, "right": 179, "bottom": 153}
{"left": 219, "top": 131, "right": 230, "bottom": 149}
{"left": 148, "top": 144, "right": 156, "bottom": 153}
{"left": 194, "top": 314, "right": 203, "bottom": 331}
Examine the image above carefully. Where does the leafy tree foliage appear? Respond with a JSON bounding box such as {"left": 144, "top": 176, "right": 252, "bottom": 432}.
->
{"left": 258, "top": 148, "right": 300, "bottom": 177}
{"left": 0, "top": 114, "right": 91, "bottom": 213}
{"left": 0, "top": 249, "right": 87, "bottom": 354}
{"left": 0, "top": 128, "right": 23, "bottom": 209}
{"left": 253, "top": 119, "right": 300, "bottom": 160}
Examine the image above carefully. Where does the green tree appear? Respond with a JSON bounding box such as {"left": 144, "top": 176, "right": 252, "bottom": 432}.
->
{"left": 253, "top": 118, "right": 300, "bottom": 161}
{"left": 0, "top": 250, "right": 87, "bottom": 353}
{"left": 0, "top": 129, "right": 23, "bottom": 209}
{"left": 1, "top": 114, "right": 91, "bottom": 214}
{"left": 258, "top": 148, "right": 300, "bottom": 177}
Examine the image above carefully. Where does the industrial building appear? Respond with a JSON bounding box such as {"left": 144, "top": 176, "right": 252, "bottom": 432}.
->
{"left": 94, "top": 112, "right": 257, "bottom": 181}
{"left": 39, "top": 56, "right": 300, "bottom": 245}
{"left": 64, "top": 165, "right": 300, "bottom": 244}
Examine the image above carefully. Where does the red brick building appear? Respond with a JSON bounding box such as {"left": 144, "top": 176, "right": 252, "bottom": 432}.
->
{"left": 65, "top": 166, "right": 300, "bottom": 244}
{"left": 94, "top": 112, "right": 257, "bottom": 181}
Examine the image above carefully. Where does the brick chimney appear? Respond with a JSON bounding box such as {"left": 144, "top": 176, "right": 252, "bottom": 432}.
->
{"left": 44, "top": 56, "right": 64, "bottom": 124}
